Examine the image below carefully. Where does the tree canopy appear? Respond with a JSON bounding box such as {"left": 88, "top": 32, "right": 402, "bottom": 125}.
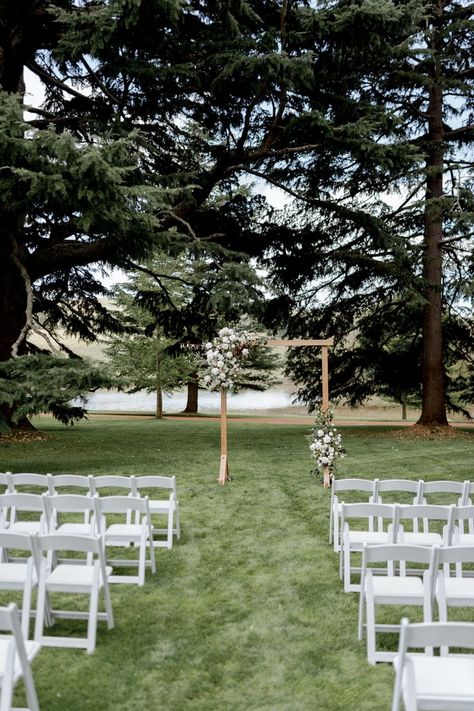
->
{"left": 0, "top": 0, "right": 472, "bottom": 427}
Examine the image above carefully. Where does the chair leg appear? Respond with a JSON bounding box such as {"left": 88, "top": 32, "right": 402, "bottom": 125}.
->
{"left": 167, "top": 510, "right": 173, "bottom": 550}
{"left": 357, "top": 589, "right": 365, "bottom": 641}
{"left": 22, "top": 655, "right": 40, "bottom": 711}
{"left": 365, "top": 594, "right": 377, "bottom": 665}
{"left": 0, "top": 642, "right": 15, "bottom": 711}
{"left": 343, "top": 545, "right": 351, "bottom": 593}
{"left": 103, "top": 582, "right": 114, "bottom": 630}
{"left": 175, "top": 504, "right": 181, "bottom": 540}
{"left": 138, "top": 529, "right": 147, "bottom": 586}
{"left": 87, "top": 565, "right": 100, "bottom": 654}
{"left": 34, "top": 562, "right": 47, "bottom": 644}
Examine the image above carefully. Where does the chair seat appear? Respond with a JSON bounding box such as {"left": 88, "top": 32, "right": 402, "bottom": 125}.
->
{"left": 7, "top": 522, "right": 43, "bottom": 534}
{"left": 0, "top": 637, "right": 40, "bottom": 683}
{"left": 348, "top": 531, "right": 390, "bottom": 546}
{"left": 106, "top": 524, "right": 142, "bottom": 539}
{"left": 395, "top": 656, "right": 474, "bottom": 705}
{"left": 0, "top": 563, "right": 37, "bottom": 586}
{"left": 458, "top": 534, "right": 474, "bottom": 546}
{"left": 55, "top": 523, "right": 93, "bottom": 536}
{"left": 439, "top": 578, "right": 474, "bottom": 601}
{"left": 371, "top": 576, "right": 425, "bottom": 598}
{"left": 46, "top": 564, "right": 112, "bottom": 589}
{"left": 400, "top": 532, "right": 443, "bottom": 545}
{"left": 148, "top": 499, "right": 174, "bottom": 513}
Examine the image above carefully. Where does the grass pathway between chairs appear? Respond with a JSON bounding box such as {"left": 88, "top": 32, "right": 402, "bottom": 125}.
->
{"left": 1, "top": 417, "right": 472, "bottom": 710}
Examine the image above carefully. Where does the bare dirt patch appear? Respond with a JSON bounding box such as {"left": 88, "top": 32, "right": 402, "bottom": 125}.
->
{"left": 386, "top": 424, "right": 473, "bottom": 441}
{"left": 0, "top": 428, "right": 51, "bottom": 444}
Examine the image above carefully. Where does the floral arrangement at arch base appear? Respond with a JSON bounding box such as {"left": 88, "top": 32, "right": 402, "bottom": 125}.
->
{"left": 201, "top": 327, "right": 266, "bottom": 391}
{"left": 307, "top": 406, "right": 346, "bottom": 484}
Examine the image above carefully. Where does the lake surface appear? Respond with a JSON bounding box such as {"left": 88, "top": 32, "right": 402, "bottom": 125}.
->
{"left": 81, "top": 388, "right": 303, "bottom": 413}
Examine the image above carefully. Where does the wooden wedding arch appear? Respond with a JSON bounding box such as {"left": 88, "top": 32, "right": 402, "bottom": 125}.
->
{"left": 218, "top": 337, "right": 334, "bottom": 488}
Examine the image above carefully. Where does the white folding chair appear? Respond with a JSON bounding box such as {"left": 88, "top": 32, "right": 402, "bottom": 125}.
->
{"left": 329, "top": 478, "right": 379, "bottom": 551}
{"left": 436, "top": 546, "right": 474, "bottom": 625}
{"left": 0, "top": 494, "right": 49, "bottom": 537}
{"left": 0, "top": 603, "right": 40, "bottom": 711}
{"left": 392, "top": 618, "right": 474, "bottom": 711}
{"left": 94, "top": 496, "right": 156, "bottom": 586}
{"left": 7, "top": 473, "right": 53, "bottom": 496}
{"left": 450, "top": 505, "right": 474, "bottom": 548}
{"left": 132, "top": 476, "right": 180, "bottom": 549}
{"left": 358, "top": 543, "right": 438, "bottom": 664}
{"left": 340, "top": 503, "right": 397, "bottom": 592}
{"left": 0, "top": 532, "right": 41, "bottom": 639}
{"left": 396, "top": 504, "right": 455, "bottom": 548}
{"left": 34, "top": 533, "right": 114, "bottom": 654}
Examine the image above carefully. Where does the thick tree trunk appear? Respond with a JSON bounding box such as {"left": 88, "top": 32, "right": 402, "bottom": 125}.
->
{"left": 155, "top": 347, "right": 163, "bottom": 419}
{"left": 183, "top": 379, "right": 199, "bottom": 414}
{"left": 417, "top": 2, "right": 449, "bottom": 427}
{"left": 0, "top": 237, "right": 31, "bottom": 428}
{"left": 401, "top": 393, "right": 407, "bottom": 421}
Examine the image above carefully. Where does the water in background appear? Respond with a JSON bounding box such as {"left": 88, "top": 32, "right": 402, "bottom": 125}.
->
{"left": 81, "top": 388, "right": 302, "bottom": 413}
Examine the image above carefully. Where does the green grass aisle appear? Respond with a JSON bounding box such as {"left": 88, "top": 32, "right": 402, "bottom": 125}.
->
{"left": 0, "top": 418, "right": 472, "bottom": 710}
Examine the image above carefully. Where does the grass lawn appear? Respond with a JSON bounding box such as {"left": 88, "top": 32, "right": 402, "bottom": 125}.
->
{"left": 0, "top": 417, "right": 472, "bottom": 710}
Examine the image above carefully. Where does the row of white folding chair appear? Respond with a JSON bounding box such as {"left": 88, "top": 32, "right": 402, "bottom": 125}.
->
{"left": 0, "top": 493, "right": 157, "bottom": 587}
{"left": 392, "top": 618, "right": 474, "bottom": 711}
{"left": 0, "top": 530, "right": 113, "bottom": 656}
{"left": 1, "top": 473, "right": 180, "bottom": 549}
{"left": 340, "top": 502, "right": 462, "bottom": 592}
{"left": 358, "top": 543, "right": 474, "bottom": 666}
{"left": 330, "top": 478, "right": 471, "bottom": 550}
{"left": 0, "top": 603, "right": 40, "bottom": 711}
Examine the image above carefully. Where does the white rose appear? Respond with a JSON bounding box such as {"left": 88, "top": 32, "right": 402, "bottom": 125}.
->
{"left": 323, "top": 434, "right": 331, "bottom": 443}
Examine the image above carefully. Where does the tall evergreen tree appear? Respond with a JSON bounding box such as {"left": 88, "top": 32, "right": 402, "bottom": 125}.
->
{"left": 262, "top": 0, "right": 473, "bottom": 425}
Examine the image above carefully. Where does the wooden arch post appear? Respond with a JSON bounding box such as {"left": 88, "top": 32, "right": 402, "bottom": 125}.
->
{"left": 218, "top": 337, "right": 333, "bottom": 486}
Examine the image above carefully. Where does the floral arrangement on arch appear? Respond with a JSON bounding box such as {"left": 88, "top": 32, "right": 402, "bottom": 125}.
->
{"left": 201, "top": 327, "right": 265, "bottom": 391}
{"left": 307, "top": 407, "right": 346, "bottom": 477}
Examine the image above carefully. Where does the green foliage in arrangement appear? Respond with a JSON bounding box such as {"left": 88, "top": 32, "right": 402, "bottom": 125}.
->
{"left": 0, "top": 418, "right": 472, "bottom": 709}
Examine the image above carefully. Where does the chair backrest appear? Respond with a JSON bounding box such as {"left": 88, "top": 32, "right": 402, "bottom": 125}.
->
{"left": 421, "top": 480, "right": 468, "bottom": 505}
{"left": 0, "top": 530, "right": 42, "bottom": 571}
{"left": 399, "top": 617, "right": 474, "bottom": 652}
{"left": 50, "top": 474, "right": 94, "bottom": 494}
{"left": 341, "top": 503, "right": 397, "bottom": 538}
{"left": 91, "top": 476, "right": 135, "bottom": 495}
{"left": 8, "top": 472, "right": 53, "bottom": 494}
{"left": 362, "top": 542, "right": 437, "bottom": 567}
{"left": 132, "top": 475, "right": 176, "bottom": 498}
{"left": 332, "top": 478, "right": 378, "bottom": 497}
{"left": 437, "top": 544, "right": 474, "bottom": 567}
{"left": 375, "top": 479, "right": 423, "bottom": 504}
{"left": 449, "top": 504, "right": 474, "bottom": 542}
{"left": 0, "top": 492, "right": 47, "bottom": 516}
{"left": 0, "top": 472, "right": 11, "bottom": 489}
{"left": 94, "top": 495, "right": 149, "bottom": 516}
{"left": 397, "top": 503, "right": 454, "bottom": 525}
{"left": 35, "top": 532, "right": 103, "bottom": 556}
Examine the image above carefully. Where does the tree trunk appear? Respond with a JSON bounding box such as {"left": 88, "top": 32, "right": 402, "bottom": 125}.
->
{"left": 401, "top": 393, "right": 407, "bottom": 421}
{"left": 183, "top": 379, "right": 199, "bottom": 414}
{"left": 0, "top": 237, "right": 30, "bottom": 428}
{"left": 417, "top": 1, "right": 449, "bottom": 427}
{"left": 155, "top": 346, "right": 163, "bottom": 419}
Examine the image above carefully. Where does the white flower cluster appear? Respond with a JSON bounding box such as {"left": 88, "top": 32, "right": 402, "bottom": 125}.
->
{"left": 201, "top": 327, "right": 261, "bottom": 391}
{"left": 307, "top": 407, "right": 346, "bottom": 475}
